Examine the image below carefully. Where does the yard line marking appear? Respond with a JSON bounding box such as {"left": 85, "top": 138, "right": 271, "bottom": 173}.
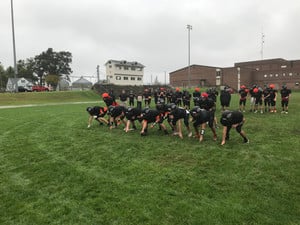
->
{"left": 0, "top": 101, "right": 102, "bottom": 109}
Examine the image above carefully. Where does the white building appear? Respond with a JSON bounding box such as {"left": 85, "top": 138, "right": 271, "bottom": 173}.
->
{"left": 6, "top": 77, "right": 33, "bottom": 92}
{"left": 105, "top": 60, "right": 145, "bottom": 86}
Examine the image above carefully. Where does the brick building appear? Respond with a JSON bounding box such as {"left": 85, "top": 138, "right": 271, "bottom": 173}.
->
{"left": 169, "top": 58, "right": 300, "bottom": 90}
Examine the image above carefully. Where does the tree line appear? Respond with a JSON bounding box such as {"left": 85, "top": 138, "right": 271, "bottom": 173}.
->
{"left": 0, "top": 48, "right": 72, "bottom": 91}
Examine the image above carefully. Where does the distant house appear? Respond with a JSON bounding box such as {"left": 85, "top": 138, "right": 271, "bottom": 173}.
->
{"left": 105, "top": 60, "right": 145, "bottom": 86}
{"left": 6, "top": 77, "right": 33, "bottom": 92}
{"left": 72, "top": 77, "right": 93, "bottom": 90}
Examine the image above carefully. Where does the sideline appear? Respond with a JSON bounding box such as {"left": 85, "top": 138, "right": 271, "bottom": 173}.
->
{"left": 0, "top": 101, "right": 100, "bottom": 109}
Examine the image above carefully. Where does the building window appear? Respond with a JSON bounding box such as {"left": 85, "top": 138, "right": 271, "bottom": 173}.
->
{"left": 123, "top": 77, "right": 128, "bottom": 80}
{"left": 131, "top": 77, "right": 135, "bottom": 80}
{"left": 116, "top": 76, "right": 121, "bottom": 80}
{"left": 264, "top": 74, "right": 267, "bottom": 78}
{"left": 109, "top": 65, "right": 112, "bottom": 68}
{"left": 283, "top": 73, "right": 286, "bottom": 77}
{"left": 289, "top": 73, "right": 293, "bottom": 76}
{"left": 137, "top": 77, "right": 142, "bottom": 81}
{"left": 270, "top": 74, "right": 273, "bottom": 77}
{"left": 281, "top": 65, "right": 287, "bottom": 68}
{"left": 124, "top": 66, "right": 129, "bottom": 70}
{"left": 275, "top": 74, "right": 279, "bottom": 77}
{"left": 131, "top": 67, "right": 135, "bottom": 71}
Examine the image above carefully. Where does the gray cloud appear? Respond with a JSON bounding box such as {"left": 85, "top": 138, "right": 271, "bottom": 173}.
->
{"left": 1, "top": 0, "right": 299, "bottom": 84}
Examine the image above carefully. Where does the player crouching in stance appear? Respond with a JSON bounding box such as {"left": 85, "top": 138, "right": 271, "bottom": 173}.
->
{"left": 124, "top": 107, "right": 142, "bottom": 132}
{"left": 107, "top": 105, "right": 127, "bottom": 129}
{"left": 140, "top": 108, "right": 168, "bottom": 136}
{"left": 220, "top": 110, "right": 249, "bottom": 146}
{"left": 168, "top": 103, "right": 192, "bottom": 139}
{"left": 190, "top": 106, "right": 217, "bottom": 142}
{"left": 86, "top": 106, "right": 109, "bottom": 128}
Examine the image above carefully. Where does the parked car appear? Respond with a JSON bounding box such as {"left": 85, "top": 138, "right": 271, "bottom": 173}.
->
{"left": 32, "top": 85, "right": 49, "bottom": 92}
{"left": 18, "top": 86, "right": 32, "bottom": 92}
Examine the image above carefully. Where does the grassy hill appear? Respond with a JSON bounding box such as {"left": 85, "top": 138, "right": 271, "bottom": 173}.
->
{"left": 0, "top": 90, "right": 100, "bottom": 106}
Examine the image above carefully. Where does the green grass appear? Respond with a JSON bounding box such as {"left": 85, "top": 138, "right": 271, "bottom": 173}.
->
{"left": 0, "top": 91, "right": 299, "bottom": 225}
{"left": 0, "top": 90, "right": 100, "bottom": 105}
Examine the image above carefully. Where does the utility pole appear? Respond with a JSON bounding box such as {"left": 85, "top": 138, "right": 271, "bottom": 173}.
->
{"left": 187, "top": 24, "right": 192, "bottom": 88}
{"left": 0, "top": 62, "right": 2, "bottom": 91}
{"left": 96, "top": 65, "right": 100, "bottom": 83}
{"left": 11, "top": 0, "right": 18, "bottom": 92}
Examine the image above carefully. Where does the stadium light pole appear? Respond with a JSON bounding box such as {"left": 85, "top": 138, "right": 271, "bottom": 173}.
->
{"left": 10, "top": 0, "right": 18, "bottom": 92}
{"left": 237, "top": 67, "right": 241, "bottom": 90}
{"left": 187, "top": 24, "right": 192, "bottom": 88}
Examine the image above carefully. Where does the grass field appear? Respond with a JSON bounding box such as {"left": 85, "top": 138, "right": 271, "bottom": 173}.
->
{"left": 0, "top": 90, "right": 299, "bottom": 225}
{"left": 0, "top": 91, "right": 100, "bottom": 105}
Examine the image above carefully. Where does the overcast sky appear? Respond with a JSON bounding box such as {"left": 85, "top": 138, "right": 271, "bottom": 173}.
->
{"left": 1, "top": 0, "right": 299, "bottom": 84}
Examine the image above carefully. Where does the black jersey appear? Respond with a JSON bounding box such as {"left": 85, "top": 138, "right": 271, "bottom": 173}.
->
{"left": 198, "top": 97, "right": 215, "bottom": 111}
{"left": 238, "top": 88, "right": 248, "bottom": 99}
{"left": 129, "top": 93, "right": 135, "bottom": 100}
{"left": 170, "top": 107, "right": 187, "bottom": 118}
{"left": 280, "top": 88, "right": 291, "bottom": 100}
{"left": 119, "top": 93, "right": 128, "bottom": 101}
{"left": 143, "top": 92, "right": 151, "bottom": 100}
{"left": 125, "top": 107, "right": 141, "bottom": 121}
{"left": 87, "top": 106, "right": 107, "bottom": 118}
{"left": 253, "top": 89, "right": 263, "bottom": 100}
{"left": 249, "top": 88, "right": 256, "bottom": 98}
{"left": 263, "top": 88, "right": 271, "bottom": 99}
{"left": 141, "top": 109, "right": 161, "bottom": 123}
{"left": 190, "top": 107, "right": 210, "bottom": 125}
{"left": 207, "top": 88, "right": 218, "bottom": 102}
{"left": 108, "top": 105, "right": 126, "bottom": 117}
{"left": 193, "top": 91, "right": 201, "bottom": 98}
{"left": 103, "top": 96, "right": 114, "bottom": 107}
{"left": 269, "top": 89, "right": 277, "bottom": 99}
{"left": 220, "top": 110, "right": 244, "bottom": 127}
{"left": 220, "top": 90, "right": 231, "bottom": 105}
{"left": 174, "top": 91, "right": 183, "bottom": 99}
{"left": 169, "top": 107, "right": 188, "bottom": 124}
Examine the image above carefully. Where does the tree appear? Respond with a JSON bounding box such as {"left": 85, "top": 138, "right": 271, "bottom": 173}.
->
{"left": 33, "top": 48, "right": 72, "bottom": 85}
{"left": 17, "top": 59, "right": 38, "bottom": 83}
{"left": 0, "top": 48, "right": 73, "bottom": 89}
{"left": 0, "top": 63, "right": 5, "bottom": 91}
{"left": 0, "top": 65, "right": 16, "bottom": 91}
{"left": 45, "top": 74, "right": 59, "bottom": 90}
